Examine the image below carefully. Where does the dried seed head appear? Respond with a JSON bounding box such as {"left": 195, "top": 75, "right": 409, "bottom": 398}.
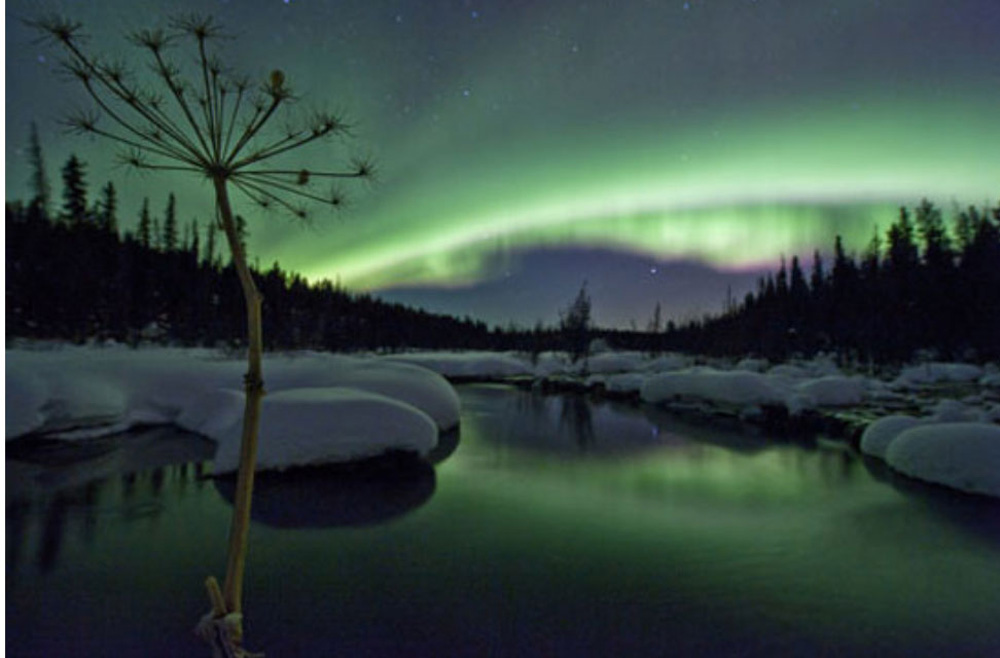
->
{"left": 270, "top": 70, "right": 285, "bottom": 92}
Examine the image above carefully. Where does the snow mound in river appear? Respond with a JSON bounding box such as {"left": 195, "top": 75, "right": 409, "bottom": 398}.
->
{"left": 209, "top": 388, "right": 438, "bottom": 474}
{"left": 6, "top": 347, "right": 458, "bottom": 472}
{"left": 886, "top": 423, "right": 1000, "bottom": 497}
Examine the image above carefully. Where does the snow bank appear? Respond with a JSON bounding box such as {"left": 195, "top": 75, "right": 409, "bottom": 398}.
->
{"left": 381, "top": 351, "right": 532, "bottom": 379}
{"left": 886, "top": 423, "right": 1000, "bottom": 497}
{"left": 380, "top": 349, "right": 691, "bottom": 381}
{"left": 792, "top": 376, "right": 866, "bottom": 410}
{"left": 586, "top": 352, "right": 647, "bottom": 374}
{"left": 644, "top": 353, "right": 692, "bottom": 373}
{"left": 860, "top": 415, "right": 927, "bottom": 459}
{"left": 601, "top": 373, "right": 647, "bottom": 394}
{"left": 640, "top": 369, "right": 866, "bottom": 412}
{"left": 210, "top": 388, "right": 438, "bottom": 474}
{"left": 735, "top": 358, "right": 768, "bottom": 373}
{"left": 925, "top": 399, "right": 981, "bottom": 423}
{"left": 895, "top": 362, "right": 983, "bottom": 388}
{"left": 641, "top": 369, "right": 788, "bottom": 407}
{"left": 6, "top": 347, "right": 460, "bottom": 472}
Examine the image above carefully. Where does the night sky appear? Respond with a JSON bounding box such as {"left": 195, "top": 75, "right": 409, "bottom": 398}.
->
{"left": 6, "top": 0, "right": 1000, "bottom": 328}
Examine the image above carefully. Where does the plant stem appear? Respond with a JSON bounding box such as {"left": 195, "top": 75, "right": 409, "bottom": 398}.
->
{"left": 213, "top": 175, "right": 265, "bottom": 617}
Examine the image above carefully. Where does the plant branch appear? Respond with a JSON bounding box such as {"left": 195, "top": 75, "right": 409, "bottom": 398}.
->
{"left": 151, "top": 50, "right": 215, "bottom": 162}
{"left": 228, "top": 124, "right": 343, "bottom": 169}
{"left": 225, "top": 88, "right": 287, "bottom": 167}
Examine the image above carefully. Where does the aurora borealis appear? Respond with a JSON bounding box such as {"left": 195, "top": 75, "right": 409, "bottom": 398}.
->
{"left": 6, "top": 0, "right": 1000, "bottom": 327}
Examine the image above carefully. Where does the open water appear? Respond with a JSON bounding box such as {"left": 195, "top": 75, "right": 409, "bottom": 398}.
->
{"left": 6, "top": 384, "right": 1000, "bottom": 656}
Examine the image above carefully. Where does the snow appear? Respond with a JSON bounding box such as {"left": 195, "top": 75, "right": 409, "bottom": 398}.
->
{"left": 209, "top": 388, "right": 438, "bottom": 474}
{"left": 792, "top": 376, "right": 866, "bottom": 409}
{"left": 586, "top": 352, "right": 647, "bottom": 374}
{"left": 382, "top": 351, "right": 531, "bottom": 379}
{"left": 925, "top": 399, "right": 981, "bottom": 423}
{"left": 860, "top": 415, "right": 927, "bottom": 459}
{"left": 640, "top": 369, "right": 866, "bottom": 412}
{"left": 641, "top": 369, "right": 788, "bottom": 408}
{"left": 6, "top": 347, "right": 459, "bottom": 472}
{"left": 644, "top": 353, "right": 692, "bottom": 372}
{"left": 886, "top": 423, "right": 1000, "bottom": 497}
{"left": 735, "top": 358, "right": 768, "bottom": 373}
{"left": 894, "top": 362, "right": 983, "bottom": 388}
{"left": 8, "top": 345, "right": 999, "bottom": 493}
{"left": 767, "top": 364, "right": 811, "bottom": 379}
{"left": 599, "top": 373, "right": 647, "bottom": 394}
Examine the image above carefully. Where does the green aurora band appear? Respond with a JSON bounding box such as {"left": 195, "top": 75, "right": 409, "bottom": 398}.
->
{"left": 278, "top": 91, "right": 999, "bottom": 289}
{"left": 7, "top": 0, "right": 998, "bottom": 299}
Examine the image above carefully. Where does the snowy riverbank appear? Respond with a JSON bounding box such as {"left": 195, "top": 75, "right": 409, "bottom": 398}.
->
{"left": 6, "top": 344, "right": 1000, "bottom": 496}
{"left": 6, "top": 346, "right": 459, "bottom": 474}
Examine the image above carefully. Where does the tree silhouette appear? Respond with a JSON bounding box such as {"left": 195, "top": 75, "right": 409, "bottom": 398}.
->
{"left": 60, "top": 154, "right": 87, "bottom": 224}
{"left": 31, "top": 13, "right": 373, "bottom": 653}
{"left": 27, "top": 122, "right": 51, "bottom": 219}
{"left": 137, "top": 197, "right": 152, "bottom": 248}
{"left": 98, "top": 181, "right": 118, "bottom": 234}
{"left": 561, "top": 282, "right": 592, "bottom": 364}
{"left": 163, "top": 192, "right": 178, "bottom": 251}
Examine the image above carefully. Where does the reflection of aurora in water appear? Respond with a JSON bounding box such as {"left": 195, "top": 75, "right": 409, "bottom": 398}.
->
{"left": 6, "top": 386, "right": 1000, "bottom": 656}
{"left": 458, "top": 384, "right": 861, "bottom": 502}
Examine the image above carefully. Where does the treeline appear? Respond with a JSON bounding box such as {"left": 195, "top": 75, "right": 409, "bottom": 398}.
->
{"left": 658, "top": 200, "right": 1000, "bottom": 363}
{"left": 8, "top": 136, "right": 999, "bottom": 364}
{"left": 5, "top": 150, "right": 504, "bottom": 351}
{"left": 6, "top": 198, "right": 506, "bottom": 350}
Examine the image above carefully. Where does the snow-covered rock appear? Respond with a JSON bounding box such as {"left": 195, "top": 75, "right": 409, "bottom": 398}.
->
{"left": 643, "top": 353, "right": 691, "bottom": 373}
{"left": 641, "top": 368, "right": 867, "bottom": 414}
{"left": 533, "top": 352, "right": 574, "bottom": 378}
{"left": 886, "top": 423, "right": 1000, "bottom": 497}
{"left": 587, "top": 352, "right": 646, "bottom": 374}
{"left": 734, "top": 358, "right": 768, "bottom": 373}
{"left": 381, "top": 351, "right": 531, "bottom": 380}
{"left": 210, "top": 388, "right": 438, "bottom": 474}
{"left": 768, "top": 364, "right": 810, "bottom": 379}
{"left": 926, "top": 399, "right": 980, "bottom": 423}
{"left": 5, "top": 364, "right": 48, "bottom": 437}
{"left": 6, "top": 347, "right": 460, "bottom": 472}
{"left": 860, "top": 415, "right": 927, "bottom": 459}
{"left": 793, "top": 375, "right": 866, "bottom": 409}
{"left": 603, "top": 373, "right": 647, "bottom": 395}
{"left": 641, "top": 369, "right": 788, "bottom": 408}
{"left": 895, "top": 362, "right": 983, "bottom": 388}
{"left": 345, "top": 361, "right": 460, "bottom": 430}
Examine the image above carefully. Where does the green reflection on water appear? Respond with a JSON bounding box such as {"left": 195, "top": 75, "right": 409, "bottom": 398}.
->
{"left": 6, "top": 386, "right": 1000, "bottom": 657}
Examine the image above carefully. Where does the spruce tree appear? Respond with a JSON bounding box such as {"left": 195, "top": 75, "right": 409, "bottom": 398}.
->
{"left": 99, "top": 182, "right": 118, "bottom": 233}
{"left": 60, "top": 154, "right": 88, "bottom": 224}
{"left": 163, "top": 192, "right": 178, "bottom": 251}
{"left": 190, "top": 219, "right": 200, "bottom": 262}
{"left": 206, "top": 219, "right": 218, "bottom": 268}
{"left": 27, "top": 121, "right": 51, "bottom": 219}
{"left": 561, "top": 282, "right": 592, "bottom": 364}
{"left": 137, "top": 198, "right": 152, "bottom": 248}
{"left": 809, "top": 250, "right": 825, "bottom": 293}
{"left": 152, "top": 217, "right": 162, "bottom": 251}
